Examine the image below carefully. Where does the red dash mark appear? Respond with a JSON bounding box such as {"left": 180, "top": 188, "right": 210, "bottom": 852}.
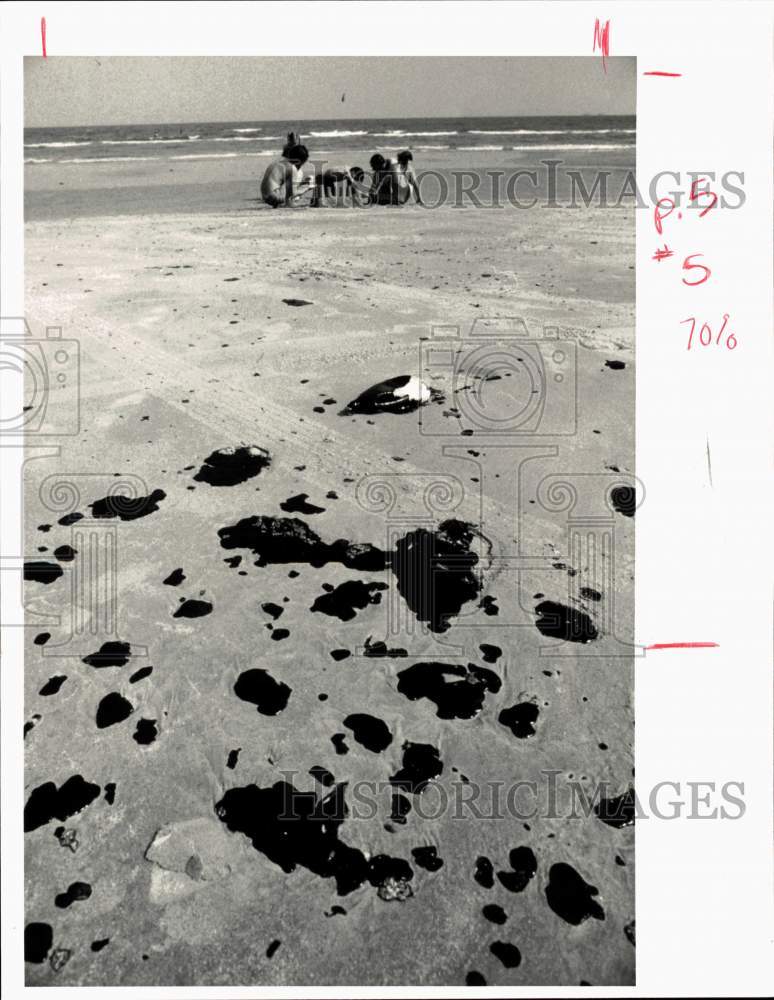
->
{"left": 645, "top": 642, "right": 719, "bottom": 651}
{"left": 593, "top": 18, "right": 611, "bottom": 73}
{"left": 644, "top": 71, "right": 682, "bottom": 77}
{"left": 41, "top": 17, "right": 47, "bottom": 58}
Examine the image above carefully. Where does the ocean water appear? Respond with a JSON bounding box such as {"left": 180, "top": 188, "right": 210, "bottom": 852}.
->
{"left": 24, "top": 115, "right": 635, "bottom": 165}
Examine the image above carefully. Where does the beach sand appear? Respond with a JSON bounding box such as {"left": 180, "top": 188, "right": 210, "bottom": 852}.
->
{"left": 23, "top": 150, "right": 635, "bottom": 986}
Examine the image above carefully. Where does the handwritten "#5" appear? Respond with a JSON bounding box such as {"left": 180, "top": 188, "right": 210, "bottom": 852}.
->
{"left": 653, "top": 179, "right": 718, "bottom": 285}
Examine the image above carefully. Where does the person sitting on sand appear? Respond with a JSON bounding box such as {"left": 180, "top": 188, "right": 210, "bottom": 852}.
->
{"left": 395, "top": 150, "right": 423, "bottom": 205}
{"left": 260, "top": 143, "right": 314, "bottom": 208}
{"left": 368, "top": 152, "right": 422, "bottom": 206}
{"left": 368, "top": 153, "right": 399, "bottom": 205}
{"left": 312, "top": 165, "right": 368, "bottom": 207}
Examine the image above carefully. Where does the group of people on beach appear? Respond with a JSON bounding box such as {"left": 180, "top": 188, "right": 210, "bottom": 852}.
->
{"left": 260, "top": 130, "right": 423, "bottom": 208}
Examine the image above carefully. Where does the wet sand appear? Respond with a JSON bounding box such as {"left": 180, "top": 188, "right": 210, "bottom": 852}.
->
{"left": 23, "top": 152, "right": 635, "bottom": 986}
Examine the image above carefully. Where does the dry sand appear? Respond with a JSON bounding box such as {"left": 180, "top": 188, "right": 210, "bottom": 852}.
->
{"left": 23, "top": 152, "right": 635, "bottom": 986}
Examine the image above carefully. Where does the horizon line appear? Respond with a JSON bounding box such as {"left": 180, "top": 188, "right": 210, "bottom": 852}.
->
{"left": 26, "top": 111, "right": 636, "bottom": 130}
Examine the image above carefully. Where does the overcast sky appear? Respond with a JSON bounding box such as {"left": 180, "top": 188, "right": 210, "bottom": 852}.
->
{"left": 25, "top": 56, "right": 635, "bottom": 128}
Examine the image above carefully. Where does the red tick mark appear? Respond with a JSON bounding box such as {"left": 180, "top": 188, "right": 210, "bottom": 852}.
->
{"left": 41, "top": 17, "right": 47, "bottom": 58}
{"left": 645, "top": 642, "right": 719, "bottom": 650}
{"left": 643, "top": 71, "right": 682, "bottom": 77}
{"left": 593, "top": 18, "right": 611, "bottom": 73}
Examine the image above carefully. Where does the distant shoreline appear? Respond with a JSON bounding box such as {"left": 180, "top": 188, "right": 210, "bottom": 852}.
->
{"left": 26, "top": 112, "right": 637, "bottom": 132}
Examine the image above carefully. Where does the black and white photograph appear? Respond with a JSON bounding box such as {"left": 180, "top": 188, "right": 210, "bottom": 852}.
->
{"left": 20, "top": 50, "right": 636, "bottom": 988}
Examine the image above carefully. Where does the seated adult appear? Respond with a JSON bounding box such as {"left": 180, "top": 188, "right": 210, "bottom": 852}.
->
{"left": 368, "top": 153, "right": 398, "bottom": 205}
{"left": 260, "top": 143, "right": 313, "bottom": 208}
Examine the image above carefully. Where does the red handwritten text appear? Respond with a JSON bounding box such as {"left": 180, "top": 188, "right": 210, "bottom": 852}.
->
{"left": 652, "top": 179, "right": 720, "bottom": 291}
{"left": 593, "top": 19, "right": 611, "bottom": 73}
{"left": 689, "top": 177, "right": 718, "bottom": 217}
{"left": 681, "top": 314, "right": 737, "bottom": 351}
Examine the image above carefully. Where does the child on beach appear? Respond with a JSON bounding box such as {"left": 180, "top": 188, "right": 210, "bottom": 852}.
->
{"left": 312, "top": 165, "right": 368, "bottom": 206}
{"left": 368, "top": 151, "right": 422, "bottom": 205}
{"left": 395, "top": 150, "right": 423, "bottom": 205}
